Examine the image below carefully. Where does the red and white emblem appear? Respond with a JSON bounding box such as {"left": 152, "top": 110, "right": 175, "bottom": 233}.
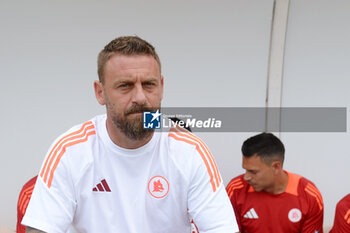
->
{"left": 148, "top": 176, "right": 169, "bottom": 199}
{"left": 288, "top": 208, "right": 302, "bottom": 223}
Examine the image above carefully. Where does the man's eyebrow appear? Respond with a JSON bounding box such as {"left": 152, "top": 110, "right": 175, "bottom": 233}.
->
{"left": 115, "top": 78, "right": 133, "bottom": 83}
{"left": 142, "top": 77, "right": 159, "bottom": 82}
{"left": 111, "top": 80, "right": 133, "bottom": 88}
{"left": 243, "top": 167, "right": 257, "bottom": 172}
{"left": 247, "top": 169, "right": 258, "bottom": 173}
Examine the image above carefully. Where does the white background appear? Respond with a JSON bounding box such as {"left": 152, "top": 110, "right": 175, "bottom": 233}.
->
{"left": 0, "top": 0, "right": 349, "bottom": 230}
{"left": 281, "top": 0, "right": 350, "bottom": 229}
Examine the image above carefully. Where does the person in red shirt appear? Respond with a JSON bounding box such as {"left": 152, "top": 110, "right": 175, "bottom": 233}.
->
{"left": 329, "top": 194, "right": 350, "bottom": 233}
{"left": 226, "top": 132, "right": 323, "bottom": 233}
{"left": 17, "top": 176, "right": 37, "bottom": 233}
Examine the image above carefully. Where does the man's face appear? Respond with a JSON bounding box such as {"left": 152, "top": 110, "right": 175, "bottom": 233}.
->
{"left": 242, "top": 154, "right": 276, "bottom": 192}
{"left": 95, "top": 54, "right": 163, "bottom": 141}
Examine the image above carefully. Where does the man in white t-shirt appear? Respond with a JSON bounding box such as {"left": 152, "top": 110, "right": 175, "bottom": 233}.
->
{"left": 22, "top": 36, "right": 239, "bottom": 233}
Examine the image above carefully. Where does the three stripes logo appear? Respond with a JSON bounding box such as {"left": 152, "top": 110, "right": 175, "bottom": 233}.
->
{"left": 40, "top": 121, "right": 96, "bottom": 188}
{"left": 304, "top": 183, "right": 323, "bottom": 211}
{"left": 345, "top": 209, "right": 350, "bottom": 225}
{"left": 226, "top": 178, "right": 244, "bottom": 198}
{"left": 244, "top": 208, "right": 259, "bottom": 219}
{"left": 168, "top": 126, "right": 221, "bottom": 193}
{"left": 18, "top": 177, "right": 37, "bottom": 216}
{"left": 92, "top": 179, "right": 111, "bottom": 192}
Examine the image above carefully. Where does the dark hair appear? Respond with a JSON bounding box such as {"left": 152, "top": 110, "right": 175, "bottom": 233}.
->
{"left": 241, "top": 132, "right": 285, "bottom": 164}
{"left": 97, "top": 36, "right": 161, "bottom": 84}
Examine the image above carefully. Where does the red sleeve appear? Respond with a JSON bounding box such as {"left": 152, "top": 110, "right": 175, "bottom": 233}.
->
{"left": 300, "top": 180, "right": 324, "bottom": 233}
{"left": 17, "top": 176, "right": 37, "bottom": 233}
{"left": 226, "top": 176, "right": 245, "bottom": 232}
{"left": 329, "top": 194, "right": 350, "bottom": 233}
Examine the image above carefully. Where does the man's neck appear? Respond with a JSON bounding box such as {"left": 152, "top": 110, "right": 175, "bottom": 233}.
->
{"left": 106, "top": 118, "right": 153, "bottom": 149}
{"left": 265, "top": 170, "right": 289, "bottom": 195}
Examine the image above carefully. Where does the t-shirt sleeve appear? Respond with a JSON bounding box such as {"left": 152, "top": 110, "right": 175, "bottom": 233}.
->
{"left": 300, "top": 181, "right": 324, "bottom": 233}
{"left": 329, "top": 194, "right": 350, "bottom": 233}
{"left": 187, "top": 146, "right": 239, "bottom": 233}
{"left": 226, "top": 177, "right": 244, "bottom": 232}
{"left": 22, "top": 150, "right": 76, "bottom": 233}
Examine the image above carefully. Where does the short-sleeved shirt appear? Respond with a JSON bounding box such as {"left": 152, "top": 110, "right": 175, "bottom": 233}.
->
{"left": 226, "top": 171, "right": 323, "bottom": 233}
{"left": 329, "top": 194, "right": 350, "bottom": 233}
{"left": 22, "top": 114, "right": 238, "bottom": 233}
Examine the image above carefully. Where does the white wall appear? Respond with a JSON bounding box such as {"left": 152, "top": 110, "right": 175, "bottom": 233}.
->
{"left": 0, "top": 0, "right": 273, "bottom": 229}
{"left": 282, "top": 0, "right": 350, "bottom": 227}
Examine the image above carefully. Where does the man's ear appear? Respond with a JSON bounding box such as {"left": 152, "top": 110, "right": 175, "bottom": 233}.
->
{"left": 160, "top": 75, "right": 164, "bottom": 100}
{"left": 271, "top": 160, "right": 283, "bottom": 175}
{"left": 94, "top": 80, "right": 106, "bottom": 105}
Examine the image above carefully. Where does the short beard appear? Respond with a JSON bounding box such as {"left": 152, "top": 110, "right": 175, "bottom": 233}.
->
{"left": 109, "top": 104, "right": 157, "bottom": 141}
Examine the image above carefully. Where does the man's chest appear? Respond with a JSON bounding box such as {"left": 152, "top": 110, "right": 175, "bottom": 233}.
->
{"left": 73, "top": 154, "right": 190, "bottom": 227}
{"left": 238, "top": 193, "right": 307, "bottom": 233}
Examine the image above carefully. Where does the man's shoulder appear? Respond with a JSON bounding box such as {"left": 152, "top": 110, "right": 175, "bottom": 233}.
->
{"left": 39, "top": 115, "right": 103, "bottom": 189}
{"left": 21, "top": 176, "right": 38, "bottom": 192}
{"left": 294, "top": 174, "right": 320, "bottom": 193}
{"left": 285, "top": 171, "right": 318, "bottom": 190}
{"left": 227, "top": 174, "right": 246, "bottom": 186}
{"left": 336, "top": 194, "right": 350, "bottom": 211}
{"left": 51, "top": 115, "right": 104, "bottom": 149}
{"left": 288, "top": 172, "right": 324, "bottom": 211}
{"left": 164, "top": 126, "right": 219, "bottom": 181}
{"left": 166, "top": 126, "right": 207, "bottom": 153}
{"left": 56, "top": 115, "right": 107, "bottom": 159}
{"left": 18, "top": 176, "right": 38, "bottom": 215}
{"left": 226, "top": 174, "right": 249, "bottom": 199}
{"left": 64, "top": 115, "right": 104, "bottom": 134}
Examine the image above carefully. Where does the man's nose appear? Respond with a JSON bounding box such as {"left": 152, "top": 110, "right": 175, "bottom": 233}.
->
{"left": 132, "top": 84, "right": 147, "bottom": 105}
{"left": 243, "top": 172, "right": 251, "bottom": 181}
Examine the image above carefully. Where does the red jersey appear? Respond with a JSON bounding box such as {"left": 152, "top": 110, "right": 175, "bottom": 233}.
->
{"left": 226, "top": 171, "right": 323, "bottom": 233}
{"left": 17, "top": 176, "right": 37, "bottom": 233}
{"left": 329, "top": 194, "right": 350, "bottom": 233}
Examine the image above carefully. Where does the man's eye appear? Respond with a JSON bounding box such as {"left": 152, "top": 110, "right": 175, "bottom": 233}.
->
{"left": 119, "top": 84, "right": 129, "bottom": 88}
{"left": 144, "top": 82, "right": 155, "bottom": 86}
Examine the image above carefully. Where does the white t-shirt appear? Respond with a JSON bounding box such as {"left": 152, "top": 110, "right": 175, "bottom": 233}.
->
{"left": 22, "top": 114, "right": 238, "bottom": 233}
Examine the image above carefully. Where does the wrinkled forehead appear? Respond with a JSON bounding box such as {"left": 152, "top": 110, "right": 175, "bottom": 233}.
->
{"left": 108, "top": 53, "right": 160, "bottom": 70}
{"left": 105, "top": 54, "right": 161, "bottom": 78}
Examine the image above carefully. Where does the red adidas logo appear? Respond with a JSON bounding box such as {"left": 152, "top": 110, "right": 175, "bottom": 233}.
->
{"left": 92, "top": 179, "right": 111, "bottom": 192}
